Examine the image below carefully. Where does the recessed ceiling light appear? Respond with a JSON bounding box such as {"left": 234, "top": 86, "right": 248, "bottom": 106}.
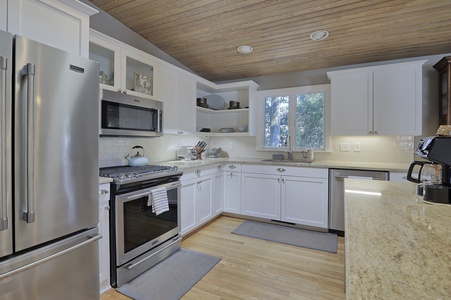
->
{"left": 237, "top": 45, "right": 253, "bottom": 54}
{"left": 310, "top": 30, "right": 329, "bottom": 41}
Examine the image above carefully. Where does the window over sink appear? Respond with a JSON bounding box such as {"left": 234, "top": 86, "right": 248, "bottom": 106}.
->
{"left": 257, "top": 84, "right": 330, "bottom": 151}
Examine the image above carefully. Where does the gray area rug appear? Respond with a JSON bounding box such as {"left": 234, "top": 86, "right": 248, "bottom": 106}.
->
{"left": 232, "top": 220, "right": 338, "bottom": 253}
{"left": 117, "top": 248, "right": 220, "bottom": 300}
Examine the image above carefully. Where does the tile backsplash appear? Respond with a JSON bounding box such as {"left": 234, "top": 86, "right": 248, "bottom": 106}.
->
{"left": 99, "top": 134, "right": 414, "bottom": 167}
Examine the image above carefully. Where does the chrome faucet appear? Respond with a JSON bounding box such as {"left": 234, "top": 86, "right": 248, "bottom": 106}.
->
{"left": 285, "top": 134, "right": 292, "bottom": 160}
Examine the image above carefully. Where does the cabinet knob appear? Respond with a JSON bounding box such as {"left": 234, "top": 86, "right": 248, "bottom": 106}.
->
{"left": 195, "top": 170, "right": 201, "bottom": 175}
{"left": 105, "top": 205, "right": 110, "bottom": 210}
{"left": 99, "top": 189, "right": 109, "bottom": 195}
{"left": 276, "top": 168, "right": 286, "bottom": 173}
{"left": 374, "top": 130, "right": 378, "bottom": 134}
{"left": 217, "top": 165, "right": 222, "bottom": 169}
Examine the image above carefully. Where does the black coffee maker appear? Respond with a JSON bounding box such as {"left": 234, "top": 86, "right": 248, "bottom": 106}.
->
{"left": 407, "top": 136, "right": 451, "bottom": 204}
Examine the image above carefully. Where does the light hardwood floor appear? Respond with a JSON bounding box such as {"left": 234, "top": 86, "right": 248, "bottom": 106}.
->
{"left": 101, "top": 216, "right": 345, "bottom": 300}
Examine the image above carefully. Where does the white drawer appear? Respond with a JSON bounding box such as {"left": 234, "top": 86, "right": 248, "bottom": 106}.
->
{"left": 242, "top": 164, "right": 327, "bottom": 178}
{"left": 223, "top": 163, "right": 242, "bottom": 172}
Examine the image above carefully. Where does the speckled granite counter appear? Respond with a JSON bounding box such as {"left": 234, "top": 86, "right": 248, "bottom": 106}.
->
{"left": 344, "top": 180, "right": 451, "bottom": 299}
{"left": 158, "top": 157, "right": 409, "bottom": 172}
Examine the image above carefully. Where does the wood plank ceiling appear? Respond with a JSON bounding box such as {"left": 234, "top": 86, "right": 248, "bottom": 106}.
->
{"left": 90, "top": 0, "right": 451, "bottom": 82}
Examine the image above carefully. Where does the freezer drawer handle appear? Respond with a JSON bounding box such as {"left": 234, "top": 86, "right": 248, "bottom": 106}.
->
{"left": 0, "top": 56, "right": 7, "bottom": 231}
{"left": 22, "top": 63, "right": 36, "bottom": 223}
{"left": 0, "top": 234, "right": 102, "bottom": 280}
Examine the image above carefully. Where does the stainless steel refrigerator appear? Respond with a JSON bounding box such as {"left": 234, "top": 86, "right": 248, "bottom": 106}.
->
{"left": 0, "top": 30, "right": 101, "bottom": 299}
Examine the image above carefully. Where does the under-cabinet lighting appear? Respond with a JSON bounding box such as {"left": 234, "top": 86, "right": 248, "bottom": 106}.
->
{"left": 345, "top": 189, "right": 382, "bottom": 196}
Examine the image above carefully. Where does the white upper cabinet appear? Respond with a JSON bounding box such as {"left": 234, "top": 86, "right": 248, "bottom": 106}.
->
{"left": 0, "top": 0, "right": 6, "bottom": 31}
{"left": 328, "top": 60, "right": 426, "bottom": 136}
{"left": 89, "top": 30, "right": 158, "bottom": 100}
{"left": 157, "top": 63, "right": 196, "bottom": 133}
{"left": 7, "top": 0, "right": 97, "bottom": 57}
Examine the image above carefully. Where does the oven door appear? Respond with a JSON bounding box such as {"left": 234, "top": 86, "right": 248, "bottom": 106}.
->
{"left": 115, "top": 181, "right": 180, "bottom": 266}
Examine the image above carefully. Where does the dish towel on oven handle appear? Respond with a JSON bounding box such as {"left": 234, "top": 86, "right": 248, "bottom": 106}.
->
{"left": 148, "top": 187, "right": 169, "bottom": 215}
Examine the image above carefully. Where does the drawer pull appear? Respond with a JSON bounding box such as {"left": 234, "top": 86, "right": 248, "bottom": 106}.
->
{"left": 228, "top": 165, "right": 236, "bottom": 169}
{"left": 99, "top": 189, "right": 109, "bottom": 195}
{"left": 276, "top": 168, "right": 286, "bottom": 173}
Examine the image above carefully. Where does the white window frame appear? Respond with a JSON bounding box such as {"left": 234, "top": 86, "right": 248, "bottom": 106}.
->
{"left": 255, "top": 84, "right": 331, "bottom": 152}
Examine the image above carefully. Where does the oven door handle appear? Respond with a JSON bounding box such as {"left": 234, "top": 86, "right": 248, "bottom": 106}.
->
{"left": 124, "top": 182, "right": 181, "bottom": 201}
{"left": 125, "top": 235, "right": 182, "bottom": 271}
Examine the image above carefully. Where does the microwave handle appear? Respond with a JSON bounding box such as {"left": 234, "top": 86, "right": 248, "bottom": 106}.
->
{"left": 158, "top": 109, "right": 162, "bottom": 133}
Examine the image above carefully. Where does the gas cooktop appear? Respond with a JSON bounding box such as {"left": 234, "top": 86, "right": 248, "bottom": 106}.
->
{"left": 99, "top": 165, "right": 182, "bottom": 185}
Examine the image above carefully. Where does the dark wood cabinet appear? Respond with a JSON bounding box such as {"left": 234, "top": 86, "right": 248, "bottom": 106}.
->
{"left": 433, "top": 57, "right": 451, "bottom": 125}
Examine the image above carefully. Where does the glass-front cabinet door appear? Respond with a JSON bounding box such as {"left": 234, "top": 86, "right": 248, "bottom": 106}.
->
{"left": 122, "top": 50, "right": 156, "bottom": 99}
{"left": 89, "top": 31, "right": 158, "bottom": 100}
{"left": 89, "top": 34, "right": 121, "bottom": 91}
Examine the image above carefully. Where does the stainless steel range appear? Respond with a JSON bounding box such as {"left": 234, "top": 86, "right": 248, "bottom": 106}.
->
{"left": 100, "top": 165, "right": 183, "bottom": 288}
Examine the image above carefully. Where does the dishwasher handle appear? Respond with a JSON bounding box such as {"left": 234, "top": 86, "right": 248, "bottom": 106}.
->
{"left": 334, "top": 175, "right": 384, "bottom": 181}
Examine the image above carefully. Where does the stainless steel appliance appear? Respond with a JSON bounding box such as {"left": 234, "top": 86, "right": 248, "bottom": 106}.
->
{"left": 328, "top": 168, "right": 389, "bottom": 233}
{"left": 0, "top": 31, "right": 101, "bottom": 299}
{"left": 99, "top": 165, "right": 183, "bottom": 287}
{"left": 100, "top": 89, "right": 163, "bottom": 137}
{"left": 408, "top": 136, "right": 451, "bottom": 204}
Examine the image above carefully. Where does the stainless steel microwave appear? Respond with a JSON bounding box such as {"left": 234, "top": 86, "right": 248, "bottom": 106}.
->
{"left": 100, "top": 89, "right": 163, "bottom": 137}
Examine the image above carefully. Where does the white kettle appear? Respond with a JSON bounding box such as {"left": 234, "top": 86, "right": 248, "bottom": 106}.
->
{"left": 127, "top": 145, "right": 149, "bottom": 166}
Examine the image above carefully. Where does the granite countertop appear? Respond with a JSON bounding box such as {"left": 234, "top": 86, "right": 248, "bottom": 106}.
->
{"left": 157, "top": 157, "right": 409, "bottom": 172}
{"left": 344, "top": 180, "right": 451, "bottom": 299}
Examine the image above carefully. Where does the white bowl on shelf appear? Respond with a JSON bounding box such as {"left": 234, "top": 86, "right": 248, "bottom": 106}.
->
{"left": 238, "top": 125, "right": 247, "bottom": 132}
{"left": 219, "top": 128, "right": 234, "bottom": 133}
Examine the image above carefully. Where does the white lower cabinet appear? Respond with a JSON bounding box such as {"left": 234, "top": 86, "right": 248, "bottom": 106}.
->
{"left": 98, "top": 183, "right": 111, "bottom": 293}
{"left": 241, "top": 165, "right": 329, "bottom": 229}
{"left": 281, "top": 175, "right": 328, "bottom": 228}
{"left": 212, "top": 166, "right": 224, "bottom": 215}
{"left": 242, "top": 173, "right": 280, "bottom": 219}
{"left": 180, "top": 164, "right": 223, "bottom": 235}
{"left": 223, "top": 164, "right": 242, "bottom": 214}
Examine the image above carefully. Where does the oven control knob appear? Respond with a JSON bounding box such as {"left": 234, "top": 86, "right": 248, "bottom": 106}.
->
{"left": 118, "top": 174, "right": 126, "bottom": 180}
{"left": 126, "top": 173, "right": 134, "bottom": 178}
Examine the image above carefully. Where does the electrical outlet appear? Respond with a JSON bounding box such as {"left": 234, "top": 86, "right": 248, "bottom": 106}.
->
{"left": 339, "top": 143, "right": 350, "bottom": 152}
{"left": 354, "top": 143, "right": 361, "bottom": 152}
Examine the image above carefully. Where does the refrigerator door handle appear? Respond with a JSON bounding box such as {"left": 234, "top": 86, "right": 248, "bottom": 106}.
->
{"left": 22, "top": 63, "right": 36, "bottom": 223}
{"left": 0, "top": 56, "right": 7, "bottom": 231}
{"left": 0, "top": 233, "right": 102, "bottom": 280}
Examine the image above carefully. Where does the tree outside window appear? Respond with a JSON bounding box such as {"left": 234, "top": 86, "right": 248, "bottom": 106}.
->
{"left": 262, "top": 89, "right": 326, "bottom": 150}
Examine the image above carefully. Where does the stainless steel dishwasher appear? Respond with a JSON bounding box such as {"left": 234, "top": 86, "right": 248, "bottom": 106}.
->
{"left": 329, "top": 168, "right": 389, "bottom": 234}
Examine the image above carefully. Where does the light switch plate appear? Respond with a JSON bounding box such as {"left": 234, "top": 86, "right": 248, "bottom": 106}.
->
{"left": 339, "top": 143, "right": 350, "bottom": 152}
{"left": 354, "top": 143, "right": 361, "bottom": 152}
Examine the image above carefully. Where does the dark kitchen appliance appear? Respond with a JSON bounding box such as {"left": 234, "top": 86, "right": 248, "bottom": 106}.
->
{"left": 100, "top": 89, "right": 163, "bottom": 137}
{"left": 409, "top": 136, "right": 451, "bottom": 204}
{"left": 99, "top": 165, "right": 183, "bottom": 287}
{"left": 0, "top": 30, "right": 101, "bottom": 299}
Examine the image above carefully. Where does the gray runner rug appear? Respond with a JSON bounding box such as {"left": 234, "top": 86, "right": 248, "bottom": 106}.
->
{"left": 232, "top": 220, "right": 338, "bottom": 253}
{"left": 117, "top": 248, "right": 220, "bottom": 300}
